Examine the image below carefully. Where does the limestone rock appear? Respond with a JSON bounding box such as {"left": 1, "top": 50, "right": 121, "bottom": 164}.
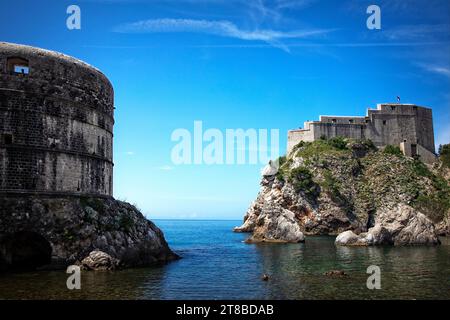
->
{"left": 261, "top": 161, "right": 278, "bottom": 177}
{"left": 335, "top": 204, "right": 440, "bottom": 246}
{"left": 81, "top": 250, "right": 119, "bottom": 271}
{"left": 370, "top": 204, "right": 440, "bottom": 245}
{"left": 246, "top": 204, "right": 305, "bottom": 243}
{"left": 335, "top": 230, "right": 367, "bottom": 246}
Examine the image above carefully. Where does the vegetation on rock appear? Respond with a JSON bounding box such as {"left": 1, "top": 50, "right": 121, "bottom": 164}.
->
{"left": 236, "top": 137, "right": 450, "bottom": 242}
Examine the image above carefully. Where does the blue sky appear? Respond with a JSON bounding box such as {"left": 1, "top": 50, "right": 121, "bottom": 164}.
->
{"left": 1, "top": 0, "right": 449, "bottom": 219}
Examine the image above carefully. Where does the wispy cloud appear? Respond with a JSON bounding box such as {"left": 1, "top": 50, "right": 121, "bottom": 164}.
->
{"left": 417, "top": 64, "right": 450, "bottom": 78}
{"left": 125, "top": 151, "right": 135, "bottom": 155}
{"left": 113, "top": 18, "right": 334, "bottom": 52}
{"left": 156, "top": 165, "right": 174, "bottom": 171}
{"left": 275, "top": 0, "right": 316, "bottom": 10}
{"left": 382, "top": 24, "right": 450, "bottom": 41}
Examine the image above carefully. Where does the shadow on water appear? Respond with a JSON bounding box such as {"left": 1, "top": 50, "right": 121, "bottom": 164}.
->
{"left": 0, "top": 221, "right": 449, "bottom": 300}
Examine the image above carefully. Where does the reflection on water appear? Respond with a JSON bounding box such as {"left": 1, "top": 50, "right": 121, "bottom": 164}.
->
{"left": 0, "top": 220, "right": 449, "bottom": 299}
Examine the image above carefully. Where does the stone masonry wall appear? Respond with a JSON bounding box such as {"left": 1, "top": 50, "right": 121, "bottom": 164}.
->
{"left": 0, "top": 42, "right": 114, "bottom": 197}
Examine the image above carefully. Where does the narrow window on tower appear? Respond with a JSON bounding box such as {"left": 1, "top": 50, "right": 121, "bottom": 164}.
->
{"left": 7, "top": 57, "right": 30, "bottom": 75}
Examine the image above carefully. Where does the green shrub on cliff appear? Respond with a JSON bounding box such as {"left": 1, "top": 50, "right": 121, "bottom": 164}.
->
{"left": 412, "top": 160, "right": 432, "bottom": 177}
{"left": 288, "top": 166, "right": 318, "bottom": 196}
{"left": 275, "top": 156, "right": 292, "bottom": 182}
{"left": 327, "top": 136, "right": 348, "bottom": 150}
{"left": 80, "top": 197, "right": 105, "bottom": 214}
{"left": 321, "top": 169, "right": 346, "bottom": 204}
{"left": 383, "top": 145, "right": 403, "bottom": 157}
{"left": 414, "top": 169, "right": 450, "bottom": 219}
{"left": 119, "top": 215, "right": 134, "bottom": 233}
{"left": 294, "top": 139, "right": 350, "bottom": 160}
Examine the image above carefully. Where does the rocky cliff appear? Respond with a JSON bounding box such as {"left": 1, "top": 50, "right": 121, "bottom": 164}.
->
{"left": 0, "top": 196, "right": 178, "bottom": 271}
{"left": 235, "top": 138, "right": 450, "bottom": 245}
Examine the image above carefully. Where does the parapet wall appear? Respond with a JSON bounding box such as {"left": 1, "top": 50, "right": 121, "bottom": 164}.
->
{"left": 0, "top": 42, "right": 114, "bottom": 197}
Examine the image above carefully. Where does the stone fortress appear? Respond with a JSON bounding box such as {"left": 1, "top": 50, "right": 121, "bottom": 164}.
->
{"left": 0, "top": 42, "right": 176, "bottom": 272}
{"left": 0, "top": 42, "right": 114, "bottom": 197}
{"left": 287, "top": 103, "right": 437, "bottom": 164}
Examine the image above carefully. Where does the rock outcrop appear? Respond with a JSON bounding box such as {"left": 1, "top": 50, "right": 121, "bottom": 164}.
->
{"left": 336, "top": 204, "right": 440, "bottom": 246}
{"left": 0, "top": 195, "right": 179, "bottom": 272}
{"left": 235, "top": 138, "right": 449, "bottom": 245}
{"left": 81, "top": 250, "right": 119, "bottom": 271}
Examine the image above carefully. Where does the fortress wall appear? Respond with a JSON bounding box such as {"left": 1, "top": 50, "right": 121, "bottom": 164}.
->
{"left": 0, "top": 93, "right": 113, "bottom": 160}
{"left": 0, "top": 148, "right": 113, "bottom": 195}
{"left": 414, "top": 107, "right": 435, "bottom": 153}
{"left": 287, "top": 122, "right": 316, "bottom": 153}
{"left": 367, "top": 113, "right": 418, "bottom": 147}
{"left": 287, "top": 129, "right": 314, "bottom": 153}
{"left": 416, "top": 144, "right": 437, "bottom": 164}
{"left": 312, "top": 123, "right": 365, "bottom": 140}
{"left": 319, "top": 116, "right": 366, "bottom": 124}
{"left": 0, "top": 42, "right": 114, "bottom": 197}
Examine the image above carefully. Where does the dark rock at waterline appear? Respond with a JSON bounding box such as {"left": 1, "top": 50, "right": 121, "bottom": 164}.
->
{"left": 261, "top": 274, "right": 270, "bottom": 281}
{"left": 324, "top": 270, "right": 348, "bottom": 277}
{"left": 0, "top": 195, "right": 179, "bottom": 272}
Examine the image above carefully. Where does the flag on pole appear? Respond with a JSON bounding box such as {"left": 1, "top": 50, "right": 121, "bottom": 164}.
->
{"left": 397, "top": 96, "right": 401, "bottom": 102}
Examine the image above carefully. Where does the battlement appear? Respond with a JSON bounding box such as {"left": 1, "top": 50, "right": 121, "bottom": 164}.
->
{"left": 288, "top": 103, "right": 436, "bottom": 164}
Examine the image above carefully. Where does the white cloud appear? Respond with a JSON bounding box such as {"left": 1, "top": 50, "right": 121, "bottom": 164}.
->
{"left": 113, "top": 18, "right": 334, "bottom": 52}
{"left": 125, "top": 151, "right": 135, "bottom": 155}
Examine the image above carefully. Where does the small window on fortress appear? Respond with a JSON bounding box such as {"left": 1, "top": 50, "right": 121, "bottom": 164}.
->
{"left": 14, "top": 65, "right": 29, "bottom": 74}
{"left": 391, "top": 106, "right": 396, "bottom": 111}
{"left": 349, "top": 119, "right": 354, "bottom": 124}
{"left": 332, "top": 119, "right": 337, "bottom": 123}
{"left": 2, "top": 134, "right": 13, "bottom": 145}
{"left": 7, "top": 57, "right": 29, "bottom": 75}
{"left": 383, "top": 120, "right": 387, "bottom": 125}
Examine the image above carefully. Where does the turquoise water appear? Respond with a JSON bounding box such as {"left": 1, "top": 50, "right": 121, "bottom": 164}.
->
{"left": 0, "top": 220, "right": 449, "bottom": 299}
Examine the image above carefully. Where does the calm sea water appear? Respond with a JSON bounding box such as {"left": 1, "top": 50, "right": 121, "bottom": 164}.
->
{"left": 0, "top": 220, "right": 449, "bottom": 300}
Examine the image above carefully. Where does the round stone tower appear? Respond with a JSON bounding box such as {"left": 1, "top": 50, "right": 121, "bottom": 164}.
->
{"left": 0, "top": 42, "right": 113, "bottom": 197}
